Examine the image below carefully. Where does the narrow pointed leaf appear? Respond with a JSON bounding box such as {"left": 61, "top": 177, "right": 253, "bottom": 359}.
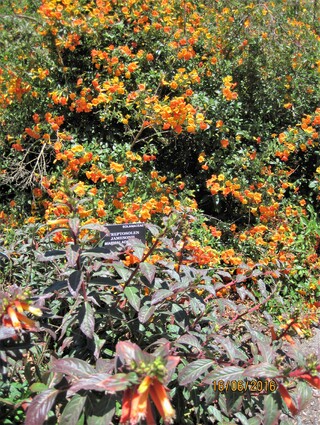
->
{"left": 52, "top": 358, "right": 95, "bottom": 378}
{"left": 124, "top": 286, "right": 141, "bottom": 311}
{"left": 90, "top": 276, "right": 119, "bottom": 286}
{"left": 79, "top": 302, "right": 95, "bottom": 339}
{"left": 139, "top": 262, "right": 156, "bottom": 284}
{"left": 151, "top": 289, "right": 174, "bottom": 305}
{"left": 114, "top": 263, "right": 133, "bottom": 281}
{"left": 203, "top": 366, "right": 245, "bottom": 384}
{"left": 179, "top": 359, "right": 214, "bottom": 386}
{"left": 263, "top": 394, "right": 281, "bottom": 425}
{"left": 243, "top": 362, "right": 279, "bottom": 378}
{"left": 25, "top": 389, "right": 60, "bottom": 425}
{"left": 68, "top": 270, "right": 82, "bottom": 295}
{"left": 138, "top": 304, "right": 156, "bottom": 323}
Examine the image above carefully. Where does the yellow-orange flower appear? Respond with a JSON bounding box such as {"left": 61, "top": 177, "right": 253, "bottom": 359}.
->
{"left": 110, "top": 162, "right": 124, "bottom": 172}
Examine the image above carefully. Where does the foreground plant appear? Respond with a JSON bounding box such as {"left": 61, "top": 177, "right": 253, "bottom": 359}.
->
{"left": 117, "top": 341, "right": 179, "bottom": 425}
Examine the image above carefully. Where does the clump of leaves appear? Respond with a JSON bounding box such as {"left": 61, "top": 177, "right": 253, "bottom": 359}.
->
{"left": 1, "top": 213, "right": 319, "bottom": 424}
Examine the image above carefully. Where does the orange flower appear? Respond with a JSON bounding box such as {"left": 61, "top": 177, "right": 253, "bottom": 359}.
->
{"left": 1, "top": 288, "right": 42, "bottom": 332}
{"left": 110, "top": 162, "right": 124, "bottom": 172}
{"left": 120, "top": 377, "right": 175, "bottom": 425}
{"left": 220, "top": 138, "right": 229, "bottom": 148}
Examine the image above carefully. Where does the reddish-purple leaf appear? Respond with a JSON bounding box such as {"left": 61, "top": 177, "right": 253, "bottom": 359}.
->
{"left": 25, "top": 389, "right": 60, "bottom": 425}
{"left": 66, "top": 244, "right": 80, "bottom": 268}
{"left": 176, "top": 334, "right": 202, "bottom": 352}
{"left": 79, "top": 301, "right": 95, "bottom": 339}
{"left": 151, "top": 289, "right": 174, "bottom": 305}
{"left": 68, "top": 217, "right": 80, "bottom": 237}
{"left": 0, "top": 326, "right": 16, "bottom": 340}
{"left": 202, "top": 366, "right": 245, "bottom": 384}
{"left": 89, "top": 276, "right": 119, "bottom": 286}
{"left": 144, "top": 223, "right": 160, "bottom": 236}
{"left": 243, "top": 362, "right": 279, "bottom": 378}
{"left": 68, "top": 270, "right": 82, "bottom": 295}
{"left": 116, "top": 341, "right": 146, "bottom": 365}
{"left": 51, "top": 358, "right": 95, "bottom": 379}
{"left": 139, "top": 262, "right": 156, "bottom": 283}
{"left": 179, "top": 359, "right": 214, "bottom": 386}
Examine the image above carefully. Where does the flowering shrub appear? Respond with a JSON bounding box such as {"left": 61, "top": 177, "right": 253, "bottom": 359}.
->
{"left": 0, "top": 0, "right": 320, "bottom": 423}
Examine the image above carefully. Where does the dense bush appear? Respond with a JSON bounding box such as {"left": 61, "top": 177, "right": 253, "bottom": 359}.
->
{"left": 0, "top": 0, "right": 319, "bottom": 424}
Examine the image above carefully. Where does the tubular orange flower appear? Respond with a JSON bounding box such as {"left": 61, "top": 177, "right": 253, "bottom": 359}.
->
{"left": 120, "top": 388, "right": 132, "bottom": 424}
{"left": 120, "top": 377, "right": 175, "bottom": 425}
{"left": 1, "top": 287, "right": 42, "bottom": 332}
{"left": 129, "top": 384, "right": 150, "bottom": 424}
{"left": 149, "top": 378, "right": 175, "bottom": 423}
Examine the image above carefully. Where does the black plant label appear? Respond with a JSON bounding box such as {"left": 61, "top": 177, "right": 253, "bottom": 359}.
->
{"left": 101, "top": 223, "right": 146, "bottom": 249}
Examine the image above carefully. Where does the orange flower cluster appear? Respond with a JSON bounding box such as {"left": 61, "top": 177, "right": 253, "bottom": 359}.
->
{"left": 221, "top": 76, "right": 238, "bottom": 101}
{"left": 275, "top": 109, "right": 319, "bottom": 162}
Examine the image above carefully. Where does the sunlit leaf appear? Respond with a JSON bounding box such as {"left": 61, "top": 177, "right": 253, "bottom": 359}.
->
{"left": 139, "top": 262, "right": 156, "bottom": 284}
{"left": 124, "top": 286, "right": 141, "bottom": 311}
{"left": 52, "top": 358, "right": 95, "bottom": 379}
{"left": 243, "top": 362, "right": 279, "bottom": 378}
{"left": 25, "top": 389, "right": 60, "bottom": 425}
{"left": 179, "top": 359, "right": 214, "bottom": 386}
{"left": 203, "top": 366, "right": 245, "bottom": 384}
{"left": 262, "top": 394, "right": 281, "bottom": 425}
{"left": 79, "top": 301, "right": 95, "bottom": 339}
{"left": 138, "top": 304, "right": 156, "bottom": 323}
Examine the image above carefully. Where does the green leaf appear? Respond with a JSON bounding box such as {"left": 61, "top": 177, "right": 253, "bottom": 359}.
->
{"left": 29, "top": 383, "right": 48, "bottom": 393}
{"left": 131, "top": 240, "right": 146, "bottom": 261}
{"left": 124, "top": 286, "right": 141, "bottom": 311}
{"left": 138, "top": 304, "right": 156, "bottom": 323}
{"left": 263, "top": 394, "right": 281, "bottom": 425}
{"left": 86, "top": 394, "right": 116, "bottom": 425}
{"left": 234, "top": 412, "right": 250, "bottom": 425}
{"left": 60, "top": 394, "right": 87, "bottom": 425}
{"left": 179, "top": 359, "right": 214, "bottom": 386}
{"left": 90, "top": 276, "right": 119, "bottom": 286}
{"left": 295, "top": 381, "right": 312, "bottom": 410}
{"left": 79, "top": 301, "right": 95, "bottom": 339}
{"left": 114, "top": 263, "right": 133, "bottom": 281}
{"left": 207, "top": 405, "right": 223, "bottom": 421}
{"left": 139, "top": 262, "right": 156, "bottom": 284}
